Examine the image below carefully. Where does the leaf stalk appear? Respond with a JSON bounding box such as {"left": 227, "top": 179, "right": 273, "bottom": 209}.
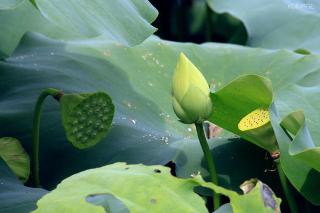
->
{"left": 31, "top": 88, "right": 61, "bottom": 187}
{"left": 276, "top": 161, "right": 298, "bottom": 213}
{"left": 195, "top": 122, "right": 220, "bottom": 210}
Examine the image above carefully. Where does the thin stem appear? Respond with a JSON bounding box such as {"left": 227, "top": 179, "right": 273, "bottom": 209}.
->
{"left": 31, "top": 88, "right": 61, "bottom": 187}
{"left": 195, "top": 122, "right": 220, "bottom": 210}
{"left": 276, "top": 162, "right": 298, "bottom": 213}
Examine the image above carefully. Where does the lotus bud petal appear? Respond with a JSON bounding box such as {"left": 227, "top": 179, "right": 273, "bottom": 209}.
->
{"left": 172, "top": 53, "right": 212, "bottom": 124}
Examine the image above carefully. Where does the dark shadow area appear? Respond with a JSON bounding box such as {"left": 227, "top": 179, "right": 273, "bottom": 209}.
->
{"left": 300, "top": 169, "right": 320, "bottom": 211}
{"left": 149, "top": 0, "right": 247, "bottom": 44}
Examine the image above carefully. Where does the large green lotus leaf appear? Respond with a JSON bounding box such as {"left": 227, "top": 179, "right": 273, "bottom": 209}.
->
{"left": 33, "top": 163, "right": 280, "bottom": 213}
{"left": 209, "top": 75, "right": 278, "bottom": 153}
{"left": 0, "top": 0, "right": 157, "bottom": 57}
{"left": 0, "top": 158, "right": 47, "bottom": 213}
{"left": 0, "top": 33, "right": 192, "bottom": 189}
{"left": 1, "top": 33, "right": 320, "bottom": 197}
{"left": 35, "top": 0, "right": 158, "bottom": 45}
{"left": 269, "top": 105, "right": 320, "bottom": 205}
{"left": 0, "top": 0, "right": 23, "bottom": 9}
{"left": 0, "top": 0, "right": 56, "bottom": 57}
{"left": 0, "top": 137, "right": 30, "bottom": 182}
{"left": 207, "top": 0, "right": 320, "bottom": 53}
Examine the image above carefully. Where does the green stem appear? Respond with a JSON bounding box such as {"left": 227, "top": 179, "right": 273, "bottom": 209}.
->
{"left": 195, "top": 122, "right": 220, "bottom": 210}
{"left": 31, "top": 88, "right": 61, "bottom": 187}
{"left": 276, "top": 162, "right": 298, "bottom": 213}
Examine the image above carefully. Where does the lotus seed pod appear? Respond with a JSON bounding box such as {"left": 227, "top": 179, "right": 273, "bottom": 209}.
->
{"left": 171, "top": 53, "right": 212, "bottom": 124}
{"left": 238, "top": 108, "right": 270, "bottom": 131}
{"left": 60, "top": 92, "right": 115, "bottom": 149}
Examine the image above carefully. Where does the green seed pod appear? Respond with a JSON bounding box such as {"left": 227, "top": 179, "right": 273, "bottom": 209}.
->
{"left": 172, "top": 53, "right": 212, "bottom": 124}
{"left": 60, "top": 92, "right": 115, "bottom": 149}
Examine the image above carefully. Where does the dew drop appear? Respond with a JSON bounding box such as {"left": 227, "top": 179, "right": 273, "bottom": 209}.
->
{"left": 164, "top": 137, "right": 169, "bottom": 144}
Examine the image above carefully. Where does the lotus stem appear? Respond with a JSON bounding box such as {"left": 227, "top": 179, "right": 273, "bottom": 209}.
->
{"left": 276, "top": 161, "right": 298, "bottom": 213}
{"left": 195, "top": 122, "right": 220, "bottom": 210}
{"left": 31, "top": 88, "right": 62, "bottom": 187}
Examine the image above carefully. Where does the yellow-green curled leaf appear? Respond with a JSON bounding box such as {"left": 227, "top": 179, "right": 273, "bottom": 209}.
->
{"left": 209, "top": 75, "right": 278, "bottom": 153}
{"left": 0, "top": 137, "right": 30, "bottom": 182}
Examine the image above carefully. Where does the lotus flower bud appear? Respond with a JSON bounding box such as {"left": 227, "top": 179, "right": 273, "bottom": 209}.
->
{"left": 172, "top": 53, "right": 212, "bottom": 124}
